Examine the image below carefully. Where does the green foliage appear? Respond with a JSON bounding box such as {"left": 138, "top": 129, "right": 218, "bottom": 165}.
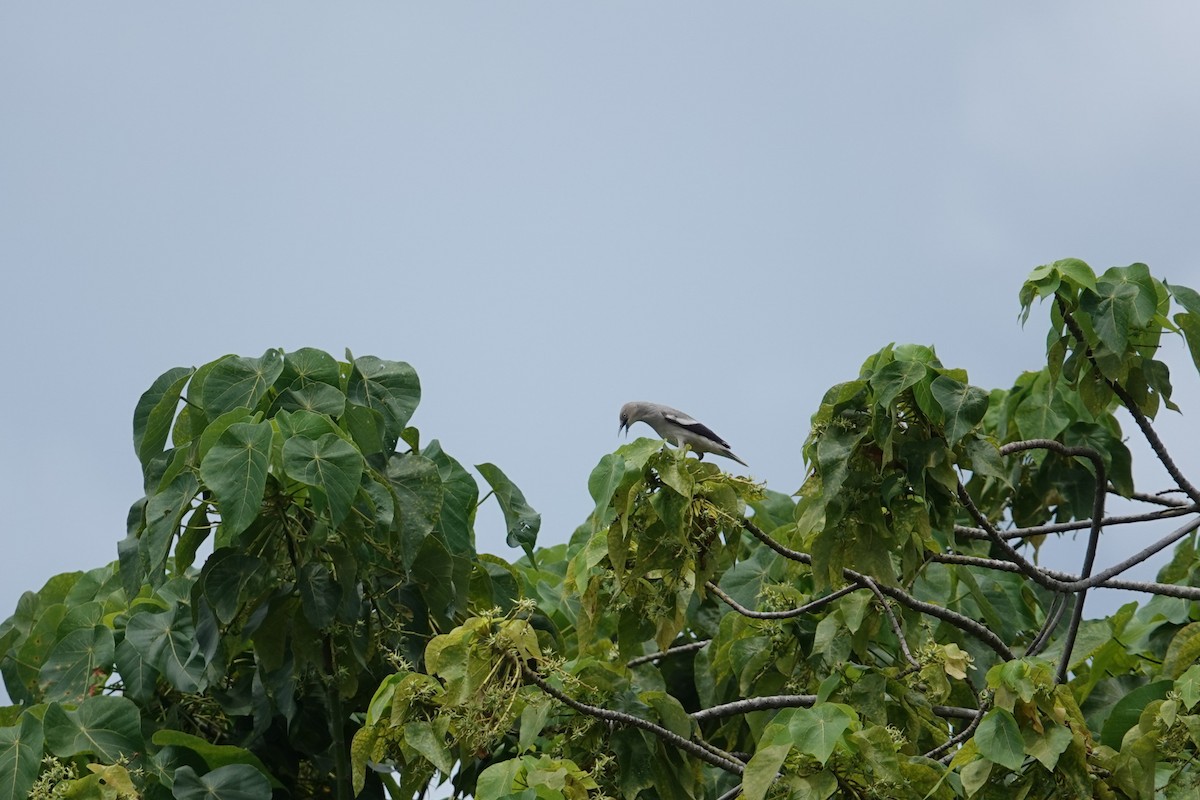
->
{"left": 0, "top": 349, "right": 535, "bottom": 798}
{"left": 8, "top": 261, "right": 1200, "bottom": 799}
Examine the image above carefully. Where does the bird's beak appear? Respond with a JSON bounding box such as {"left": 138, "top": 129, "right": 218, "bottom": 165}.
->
{"left": 619, "top": 421, "right": 628, "bottom": 437}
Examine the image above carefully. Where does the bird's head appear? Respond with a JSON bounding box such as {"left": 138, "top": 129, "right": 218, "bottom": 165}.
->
{"left": 618, "top": 401, "right": 645, "bottom": 436}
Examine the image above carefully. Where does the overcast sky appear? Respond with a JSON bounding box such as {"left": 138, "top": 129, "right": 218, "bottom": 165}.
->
{"left": 4, "top": 4, "right": 1200, "bottom": 705}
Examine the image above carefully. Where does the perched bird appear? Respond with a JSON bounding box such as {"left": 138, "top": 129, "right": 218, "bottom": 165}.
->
{"left": 618, "top": 401, "right": 748, "bottom": 467}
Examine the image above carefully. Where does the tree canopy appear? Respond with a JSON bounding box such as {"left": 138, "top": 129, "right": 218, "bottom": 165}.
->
{"left": 5, "top": 260, "right": 1200, "bottom": 799}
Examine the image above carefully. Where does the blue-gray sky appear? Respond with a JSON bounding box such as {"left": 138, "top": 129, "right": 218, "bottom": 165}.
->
{"left": 3, "top": 4, "right": 1200, "bottom": 705}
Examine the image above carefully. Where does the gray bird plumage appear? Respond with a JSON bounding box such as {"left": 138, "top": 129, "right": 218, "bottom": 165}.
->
{"left": 618, "top": 401, "right": 748, "bottom": 467}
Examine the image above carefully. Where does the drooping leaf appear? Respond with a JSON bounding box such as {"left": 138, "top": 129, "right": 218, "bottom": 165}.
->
{"left": 931, "top": 376, "right": 989, "bottom": 444}
{"left": 587, "top": 453, "right": 627, "bottom": 525}
{"left": 477, "top": 462, "right": 541, "bottom": 562}
{"left": 780, "top": 703, "right": 856, "bottom": 765}
{"left": 386, "top": 452, "right": 444, "bottom": 565}
{"left": 1013, "top": 371, "right": 1070, "bottom": 441}
{"left": 974, "top": 708, "right": 1025, "bottom": 771}
{"left": 423, "top": 440, "right": 479, "bottom": 557}
{"left": 199, "top": 421, "right": 274, "bottom": 538}
{"left": 142, "top": 471, "right": 200, "bottom": 579}
{"left": 298, "top": 562, "right": 338, "bottom": 630}
{"left": 134, "top": 366, "right": 194, "bottom": 469}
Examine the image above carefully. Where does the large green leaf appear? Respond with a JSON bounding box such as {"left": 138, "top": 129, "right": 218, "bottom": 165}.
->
{"left": 143, "top": 471, "right": 200, "bottom": 578}
{"left": 1013, "top": 371, "right": 1070, "bottom": 441}
{"left": 273, "top": 381, "right": 346, "bottom": 417}
{"left": 124, "top": 605, "right": 206, "bottom": 692}
{"left": 172, "top": 764, "right": 272, "bottom": 800}
{"left": 587, "top": 453, "right": 627, "bottom": 525}
{"left": 477, "top": 463, "right": 541, "bottom": 561}
{"left": 298, "top": 562, "right": 338, "bottom": 630}
{"left": 779, "top": 703, "right": 856, "bottom": 765}
{"left": 38, "top": 625, "right": 114, "bottom": 702}
{"left": 134, "top": 366, "right": 194, "bottom": 469}
{"left": 742, "top": 743, "right": 791, "bottom": 800}
{"left": 1100, "top": 680, "right": 1174, "bottom": 750}
{"left": 975, "top": 708, "right": 1025, "bottom": 771}
{"left": 931, "top": 376, "right": 989, "bottom": 444}
{"left": 199, "top": 421, "right": 274, "bottom": 538}
{"left": 0, "top": 713, "right": 42, "bottom": 800}
{"left": 282, "top": 432, "right": 363, "bottom": 526}
{"left": 346, "top": 354, "right": 421, "bottom": 439}
{"left": 870, "top": 359, "right": 929, "bottom": 408}
{"left": 113, "top": 638, "right": 157, "bottom": 704}
{"left": 201, "top": 349, "right": 285, "bottom": 417}
{"left": 386, "top": 452, "right": 444, "bottom": 565}
{"left": 279, "top": 347, "right": 341, "bottom": 388}
{"left": 424, "top": 440, "right": 479, "bottom": 557}
{"left": 200, "top": 550, "right": 267, "bottom": 625}
{"left": 152, "top": 730, "right": 281, "bottom": 788}
{"left": 43, "top": 695, "right": 143, "bottom": 762}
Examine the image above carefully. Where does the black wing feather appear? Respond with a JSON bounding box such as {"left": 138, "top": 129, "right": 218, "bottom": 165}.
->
{"left": 667, "top": 413, "right": 731, "bottom": 448}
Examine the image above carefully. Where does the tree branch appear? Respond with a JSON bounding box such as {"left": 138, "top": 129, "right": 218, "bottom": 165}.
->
{"left": 1058, "top": 298, "right": 1200, "bottom": 506}
{"left": 627, "top": 640, "right": 711, "bottom": 668}
{"left": 704, "top": 580, "right": 859, "bottom": 620}
{"left": 860, "top": 575, "right": 920, "bottom": 670}
{"left": 515, "top": 655, "right": 745, "bottom": 775}
{"left": 929, "top": 552, "right": 1200, "bottom": 599}
{"left": 741, "top": 520, "right": 1015, "bottom": 659}
{"left": 952, "top": 504, "right": 1194, "bottom": 542}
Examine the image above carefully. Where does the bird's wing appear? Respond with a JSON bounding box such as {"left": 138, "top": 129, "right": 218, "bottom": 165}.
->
{"left": 662, "top": 411, "right": 731, "bottom": 448}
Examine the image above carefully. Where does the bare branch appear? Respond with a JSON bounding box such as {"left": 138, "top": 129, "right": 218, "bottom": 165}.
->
{"left": 691, "top": 694, "right": 980, "bottom": 724}
{"left": 627, "top": 640, "right": 710, "bottom": 668}
{"left": 705, "top": 580, "right": 860, "bottom": 620}
{"left": 741, "top": 519, "right": 1015, "bottom": 659}
{"left": 953, "top": 504, "right": 1195, "bottom": 541}
{"left": 691, "top": 694, "right": 816, "bottom": 722}
{"left": 515, "top": 655, "right": 746, "bottom": 775}
{"left": 931, "top": 552, "right": 1200, "bottom": 600}
{"left": 925, "top": 699, "right": 989, "bottom": 762}
{"left": 1121, "top": 488, "right": 1194, "bottom": 508}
